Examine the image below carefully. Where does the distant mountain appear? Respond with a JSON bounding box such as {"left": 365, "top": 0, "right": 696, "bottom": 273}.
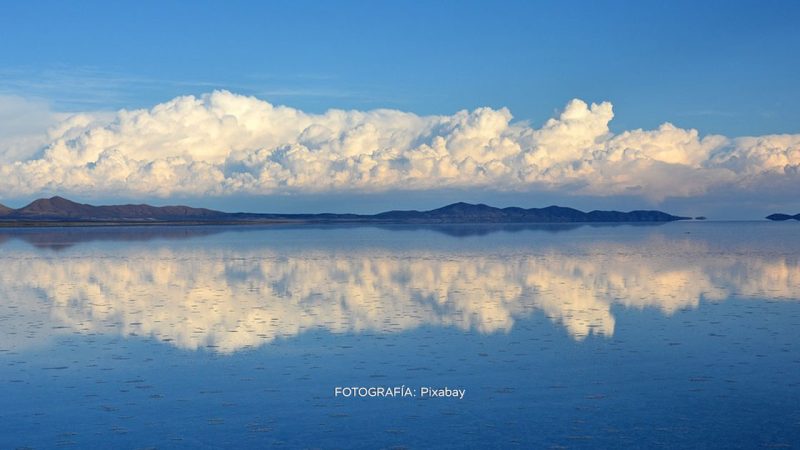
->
{"left": 375, "top": 202, "right": 687, "bottom": 223}
{"left": 766, "top": 213, "right": 800, "bottom": 221}
{"left": 0, "top": 196, "right": 690, "bottom": 224}
{"left": 7, "top": 196, "right": 225, "bottom": 221}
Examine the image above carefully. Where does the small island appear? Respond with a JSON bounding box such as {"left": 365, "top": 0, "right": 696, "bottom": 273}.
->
{"left": 0, "top": 196, "right": 691, "bottom": 226}
{"left": 766, "top": 213, "right": 800, "bottom": 221}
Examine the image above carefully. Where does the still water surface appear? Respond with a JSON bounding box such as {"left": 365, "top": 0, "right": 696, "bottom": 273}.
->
{"left": 1, "top": 222, "right": 799, "bottom": 448}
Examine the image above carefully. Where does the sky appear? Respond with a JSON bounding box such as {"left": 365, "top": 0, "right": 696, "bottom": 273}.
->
{"left": 0, "top": 0, "right": 799, "bottom": 218}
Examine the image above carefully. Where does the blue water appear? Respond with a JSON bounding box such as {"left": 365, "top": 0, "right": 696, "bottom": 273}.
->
{"left": 1, "top": 222, "right": 798, "bottom": 448}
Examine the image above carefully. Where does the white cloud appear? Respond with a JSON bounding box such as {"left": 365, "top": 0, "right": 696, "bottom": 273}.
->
{"left": 0, "top": 90, "right": 798, "bottom": 201}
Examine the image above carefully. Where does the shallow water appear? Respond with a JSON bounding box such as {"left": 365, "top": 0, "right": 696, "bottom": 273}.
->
{"left": 1, "top": 222, "right": 799, "bottom": 449}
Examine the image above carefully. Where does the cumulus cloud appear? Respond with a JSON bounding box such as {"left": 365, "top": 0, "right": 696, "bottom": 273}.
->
{"left": 0, "top": 91, "right": 798, "bottom": 200}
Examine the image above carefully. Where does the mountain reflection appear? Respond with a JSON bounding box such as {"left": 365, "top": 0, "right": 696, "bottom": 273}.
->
{"left": 1, "top": 235, "right": 798, "bottom": 353}
{"left": 0, "top": 222, "right": 658, "bottom": 249}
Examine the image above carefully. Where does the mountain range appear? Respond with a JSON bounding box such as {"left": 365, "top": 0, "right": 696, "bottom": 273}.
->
{"left": 0, "top": 196, "right": 691, "bottom": 224}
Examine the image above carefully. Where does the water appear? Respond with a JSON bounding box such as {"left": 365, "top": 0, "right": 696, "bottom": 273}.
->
{"left": 1, "top": 222, "right": 798, "bottom": 449}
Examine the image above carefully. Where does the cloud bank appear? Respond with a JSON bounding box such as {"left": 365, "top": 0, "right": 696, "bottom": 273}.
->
{"left": 0, "top": 90, "right": 798, "bottom": 201}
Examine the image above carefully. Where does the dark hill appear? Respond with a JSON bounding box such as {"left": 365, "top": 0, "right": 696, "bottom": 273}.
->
{"left": 766, "top": 213, "right": 800, "bottom": 221}
{"left": 18, "top": 196, "right": 98, "bottom": 218}
{"left": 12, "top": 196, "right": 225, "bottom": 221}
{"left": 375, "top": 202, "right": 687, "bottom": 223}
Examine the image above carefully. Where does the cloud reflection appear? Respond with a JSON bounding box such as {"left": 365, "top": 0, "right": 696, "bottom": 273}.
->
{"left": 1, "top": 237, "right": 798, "bottom": 353}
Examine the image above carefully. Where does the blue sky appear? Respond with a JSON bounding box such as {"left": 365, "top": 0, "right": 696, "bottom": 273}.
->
{"left": 3, "top": 0, "right": 799, "bottom": 135}
{"left": 1, "top": 1, "right": 799, "bottom": 217}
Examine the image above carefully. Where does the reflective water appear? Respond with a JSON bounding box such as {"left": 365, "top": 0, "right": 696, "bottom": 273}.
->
{"left": 1, "top": 223, "right": 799, "bottom": 448}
